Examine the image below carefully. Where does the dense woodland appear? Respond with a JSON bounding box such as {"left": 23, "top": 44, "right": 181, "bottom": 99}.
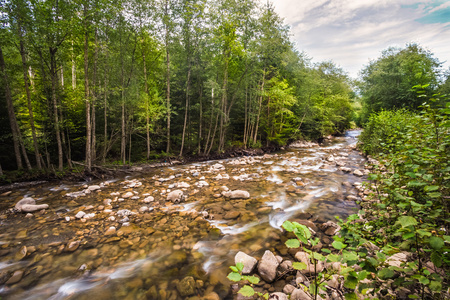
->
{"left": 0, "top": 0, "right": 356, "bottom": 175}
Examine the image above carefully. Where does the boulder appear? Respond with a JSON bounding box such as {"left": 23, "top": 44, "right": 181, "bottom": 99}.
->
{"left": 258, "top": 250, "right": 279, "bottom": 283}
{"left": 268, "top": 292, "right": 288, "bottom": 300}
{"left": 122, "top": 192, "right": 134, "bottom": 199}
{"left": 176, "top": 276, "right": 196, "bottom": 297}
{"left": 235, "top": 251, "right": 258, "bottom": 274}
{"left": 222, "top": 190, "right": 250, "bottom": 199}
{"left": 167, "top": 190, "right": 185, "bottom": 203}
{"left": 15, "top": 197, "right": 49, "bottom": 213}
{"left": 290, "top": 288, "right": 311, "bottom": 300}
{"left": 319, "top": 221, "right": 340, "bottom": 236}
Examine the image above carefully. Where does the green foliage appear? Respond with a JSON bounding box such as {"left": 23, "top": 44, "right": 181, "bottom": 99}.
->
{"left": 228, "top": 262, "right": 268, "bottom": 299}
{"left": 359, "top": 43, "right": 440, "bottom": 122}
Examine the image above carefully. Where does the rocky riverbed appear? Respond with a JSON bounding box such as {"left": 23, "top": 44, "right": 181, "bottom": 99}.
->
{"left": 0, "top": 130, "right": 369, "bottom": 299}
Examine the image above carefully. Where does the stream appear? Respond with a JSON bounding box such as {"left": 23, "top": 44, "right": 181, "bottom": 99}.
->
{"left": 0, "top": 130, "right": 367, "bottom": 300}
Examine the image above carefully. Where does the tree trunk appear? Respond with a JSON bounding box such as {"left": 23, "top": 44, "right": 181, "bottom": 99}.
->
{"left": 103, "top": 46, "right": 109, "bottom": 164}
{"left": 84, "top": 3, "right": 91, "bottom": 172}
{"left": 218, "top": 56, "right": 229, "bottom": 153}
{"left": 165, "top": 0, "right": 171, "bottom": 154}
{"left": 0, "top": 45, "right": 23, "bottom": 169}
{"left": 142, "top": 40, "right": 151, "bottom": 160}
{"left": 0, "top": 162, "right": 3, "bottom": 176}
{"left": 19, "top": 38, "right": 42, "bottom": 169}
{"left": 50, "top": 49, "right": 64, "bottom": 171}
{"left": 254, "top": 69, "right": 265, "bottom": 143}
{"left": 179, "top": 65, "right": 191, "bottom": 156}
{"left": 197, "top": 83, "right": 203, "bottom": 154}
{"left": 72, "top": 40, "right": 76, "bottom": 89}
{"left": 92, "top": 28, "right": 98, "bottom": 163}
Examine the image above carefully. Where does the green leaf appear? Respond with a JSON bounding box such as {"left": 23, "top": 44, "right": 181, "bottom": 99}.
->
{"left": 343, "top": 251, "right": 358, "bottom": 261}
{"left": 344, "top": 292, "right": 358, "bottom": 300}
{"left": 285, "top": 239, "right": 300, "bottom": 248}
{"left": 230, "top": 266, "right": 239, "bottom": 273}
{"left": 397, "top": 216, "right": 417, "bottom": 228}
{"left": 236, "top": 262, "right": 244, "bottom": 272}
{"left": 427, "top": 192, "right": 442, "bottom": 198}
{"left": 292, "top": 262, "right": 307, "bottom": 270}
{"left": 378, "top": 268, "right": 395, "bottom": 280}
{"left": 429, "top": 236, "right": 444, "bottom": 250}
{"left": 244, "top": 275, "right": 260, "bottom": 284}
{"left": 418, "top": 276, "right": 429, "bottom": 285}
{"left": 344, "top": 275, "right": 358, "bottom": 289}
{"left": 282, "top": 220, "right": 294, "bottom": 232}
{"left": 227, "top": 272, "right": 242, "bottom": 282}
{"left": 238, "top": 285, "right": 255, "bottom": 297}
{"left": 321, "top": 248, "right": 331, "bottom": 254}
{"left": 424, "top": 185, "right": 439, "bottom": 192}
{"left": 327, "top": 254, "right": 341, "bottom": 262}
{"left": 332, "top": 241, "right": 347, "bottom": 250}
{"left": 429, "top": 280, "right": 442, "bottom": 292}
{"left": 402, "top": 232, "right": 415, "bottom": 240}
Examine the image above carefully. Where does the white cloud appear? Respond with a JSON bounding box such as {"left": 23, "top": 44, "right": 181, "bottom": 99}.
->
{"left": 271, "top": 0, "right": 450, "bottom": 78}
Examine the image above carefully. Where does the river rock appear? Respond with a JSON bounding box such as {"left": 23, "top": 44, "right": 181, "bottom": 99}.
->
{"left": 15, "top": 197, "right": 49, "bottom": 213}
{"left": 290, "top": 288, "right": 311, "bottom": 300}
{"left": 283, "top": 284, "right": 295, "bottom": 294}
{"left": 105, "top": 226, "right": 116, "bottom": 235}
{"left": 319, "top": 221, "right": 340, "bottom": 236}
{"left": 196, "top": 181, "right": 209, "bottom": 187}
{"left": 258, "top": 250, "right": 279, "bottom": 283}
{"left": 6, "top": 270, "right": 24, "bottom": 285}
{"left": 353, "top": 169, "right": 364, "bottom": 176}
{"left": 66, "top": 241, "right": 80, "bottom": 252}
{"left": 222, "top": 190, "right": 250, "bottom": 199}
{"left": 177, "top": 182, "right": 190, "bottom": 188}
{"left": 269, "top": 292, "right": 288, "bottom": 300}
{"left": 15, "top": 246, "right": 27, "bottom": 260}
{"left": 176, "top": 276, "right": 196, "bottom": 297}
{"left": 295, "top": 251, "right": 324, "bottom": 275}
{"left": 235, "top": 251, "right": 257, "bottom": 274}
{"left": 88, "top": 185, "right": 101, "bottom": 191}
{"left": 224, "top": 211, "right": 240, "bottom": 220}
{"left": 167, "top": 190, "right": 184, "bottom": 203}
{"left": 142, "top": 196, "right": 154, "bottom": 203}
{"left": 295, "top": 219, "right": 318, "bottom": 232}
{"left": 75, "top": 211, "right": 86, "bottom": 219}
{"left": 122, "top": 192, "right": 134, "bottom": 199}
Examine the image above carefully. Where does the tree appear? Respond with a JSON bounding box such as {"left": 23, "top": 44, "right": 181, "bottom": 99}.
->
{"left": 359, "top": 43, "right": 440, "bottom": 122}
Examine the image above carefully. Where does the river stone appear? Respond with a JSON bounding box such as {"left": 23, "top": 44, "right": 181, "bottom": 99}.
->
{"left": 222, "top": 190, "right": 250, "bottom": 199}
{"left": 319, "top": 221, "right": 340, "bottom": 236}
{"left": 176, "top": 276, "right": 195, "bottom": 297}
{"left": 353, "top": 169, "right": 364, "bottom": 176}
{"left": 15, "top": 246, "right": 27, "bottom": 260}
{"left": 283, "top": 284, "right": 295, "bottom": 294}
{"left": 295, "top": 219, "right": 318, "bottom": 232}
{"left": 224, "top": 211, "right": 240, "bottom": 220}
{"left": 66, "top": 241, "right": 80, "bottom": 252}
{"left": 88, "top": 185, "right": 101, "bottom": 191}
{"left": 75, "top": 211, "right": 86, "bottom": 219}
{"left": 290, "top": 288, "right": 311, "bottom": 300}
{"left": 167, "top": 190, "right": 184, "bottom": 203}
{"left": 15, "top": 197, "right": 49, "bottom": 213}
{"left": 122, "top": 192, "right": 134, "bottom": 199}
{"left": 6, "top": 270, "right": 24, "bottom": 285}
{"left": 235, "top": 251, "right": 257, "bottom": 274}
{"left": 105, "top": 226, "right": 116, "bottom": 235}
{"left": 269, "top": 292, "right": 288, "bottom": 300}
{"left": 258, "top": 250, "right": 279, "bottom": 283}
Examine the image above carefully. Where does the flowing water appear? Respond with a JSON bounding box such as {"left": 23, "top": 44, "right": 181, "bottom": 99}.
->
{"left": 0, "top": 130, "right": 366, "bottom": 299}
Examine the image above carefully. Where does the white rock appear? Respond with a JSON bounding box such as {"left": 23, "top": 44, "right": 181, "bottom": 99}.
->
{"left": 65, "top": 216, "right": 71, "bottom": 222}
{"left": 75, "top": 211, "right": 86, "bottom": 219}
{"left": 131, "top": 196, "right": 140, "bottom": 200}
{"left": 142, "top": 196, "right": 155, "bottom": 203}
{"left": 235, "top": 251, "right": 258, "bottom": 275}
{"left": 15, "top": 197, "right": 49, "bottom": 213}
{"left": 353, "top": 169, "right": 364, "bottom": 176}
{"left": 213, "top": 163, "right": 225, "bottom": 170}
{"left": 110, "top": 192, "right": 120, "bottom": 196}
{"left": 258, "top": 250, "right": 279, "bottom": 282}
{"left": 122, "top": 192, "right": 134, "bottom": 198}
{"left": 269, "top": 293, "right": 288, "bottom": 300}
{"left": 88, "top": 185, "right": 101, "bottom": 191}
{"left": 196, "top": 181, "right": 209, "bottom": 188}
{"left": 139, "top": 206, "right": 149, "bottom": 213}
{"left": 167, "top": 190, "right": 185, "bottom": 203}
{"left": 177, "top": 182, "right": 190, "bottom": 188}
{"left": 222, "top": 190, "right": 250, "bottom": 199}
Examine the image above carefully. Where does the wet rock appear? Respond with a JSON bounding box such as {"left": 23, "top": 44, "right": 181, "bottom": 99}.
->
{"left": 88, "top": 185, "right": 101, "bottom": 191}
{"left": 222, "top": 190, "right": 250, "bottom": 199}
{"left": 353, "top": 169, "right": 364, "bottom": 176}
{"left": 6, "top": 270, "right": 24, "bottom": 285}
{"left": 15, "top": 197, "right": 49, "bottom": 213}
{"left": 224, "top": 211, "right": 240, "bottom": 220}
{"left": 75, "top": 211, "right": 86, "bottom": 219}
{"left": 290, "top": 288, "right": 311, "bottom": 300}
{"left": 295, "top": 219, "right": 318, "bottom": 232}
{"left": 66, "top": 241, "right": 80, "bottom": 252}
{"left": 269, "top": 292, "right": 288, "bottom": 300}
{"left": 122, "top": 191, "right": 134, "bottom": 199}
{"left": 15, "top": 246, "right": 27, "bottom": 260}
{"left": 177, "top": 276, "right": 196, "bottom": 297}
{"left": 319, "top": 221, "right": 340, "bottom": 236}
{"left": 235, "top": 251, "right": 258, "bottom": 274}
{"left": 202, "top": 292, "right": 220, "bottom": 300}
{"left": 167, "top": 190, "right": 185, "bottom": 203}
{"left": 177, "top": 182, "right": 190, "bottom": 188}
{"left": 105, "top": 226, "right": 117, "bottom": 235}
{"left": 25, "top": 213, "right": 33, "bottom": 218}
{"left": 258, "top": 250, "right": 279, "bottom": 283}
{"left": 142, "top": 196, "right": 154, "bottom": 203}
{"left": 196, "top": 181, "right": 209, "bottom": 188}
{"left": 15, "top": 230, "right": 27, "bottom": 239}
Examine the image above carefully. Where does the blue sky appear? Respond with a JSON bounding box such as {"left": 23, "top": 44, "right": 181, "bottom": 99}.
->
{"left": 272, "top": 0, "right": 450, "bottom": 79}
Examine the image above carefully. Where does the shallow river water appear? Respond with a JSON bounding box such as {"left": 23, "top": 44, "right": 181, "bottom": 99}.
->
{"left": 0, "top": 130, "right": 366, "bottom": 299}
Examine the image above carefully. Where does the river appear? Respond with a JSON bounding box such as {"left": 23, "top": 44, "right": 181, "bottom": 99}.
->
{"left": 0, "top": 130, "right": 366, "bottom": 299}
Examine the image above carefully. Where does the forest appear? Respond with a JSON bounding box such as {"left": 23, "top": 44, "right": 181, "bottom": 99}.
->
{"left": 0, "top": 0, "right": 356, "bottom": 177}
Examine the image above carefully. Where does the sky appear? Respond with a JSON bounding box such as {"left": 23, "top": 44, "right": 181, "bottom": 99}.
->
{"left": 272, "top": 0, "right": 450, "bottom": 79}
